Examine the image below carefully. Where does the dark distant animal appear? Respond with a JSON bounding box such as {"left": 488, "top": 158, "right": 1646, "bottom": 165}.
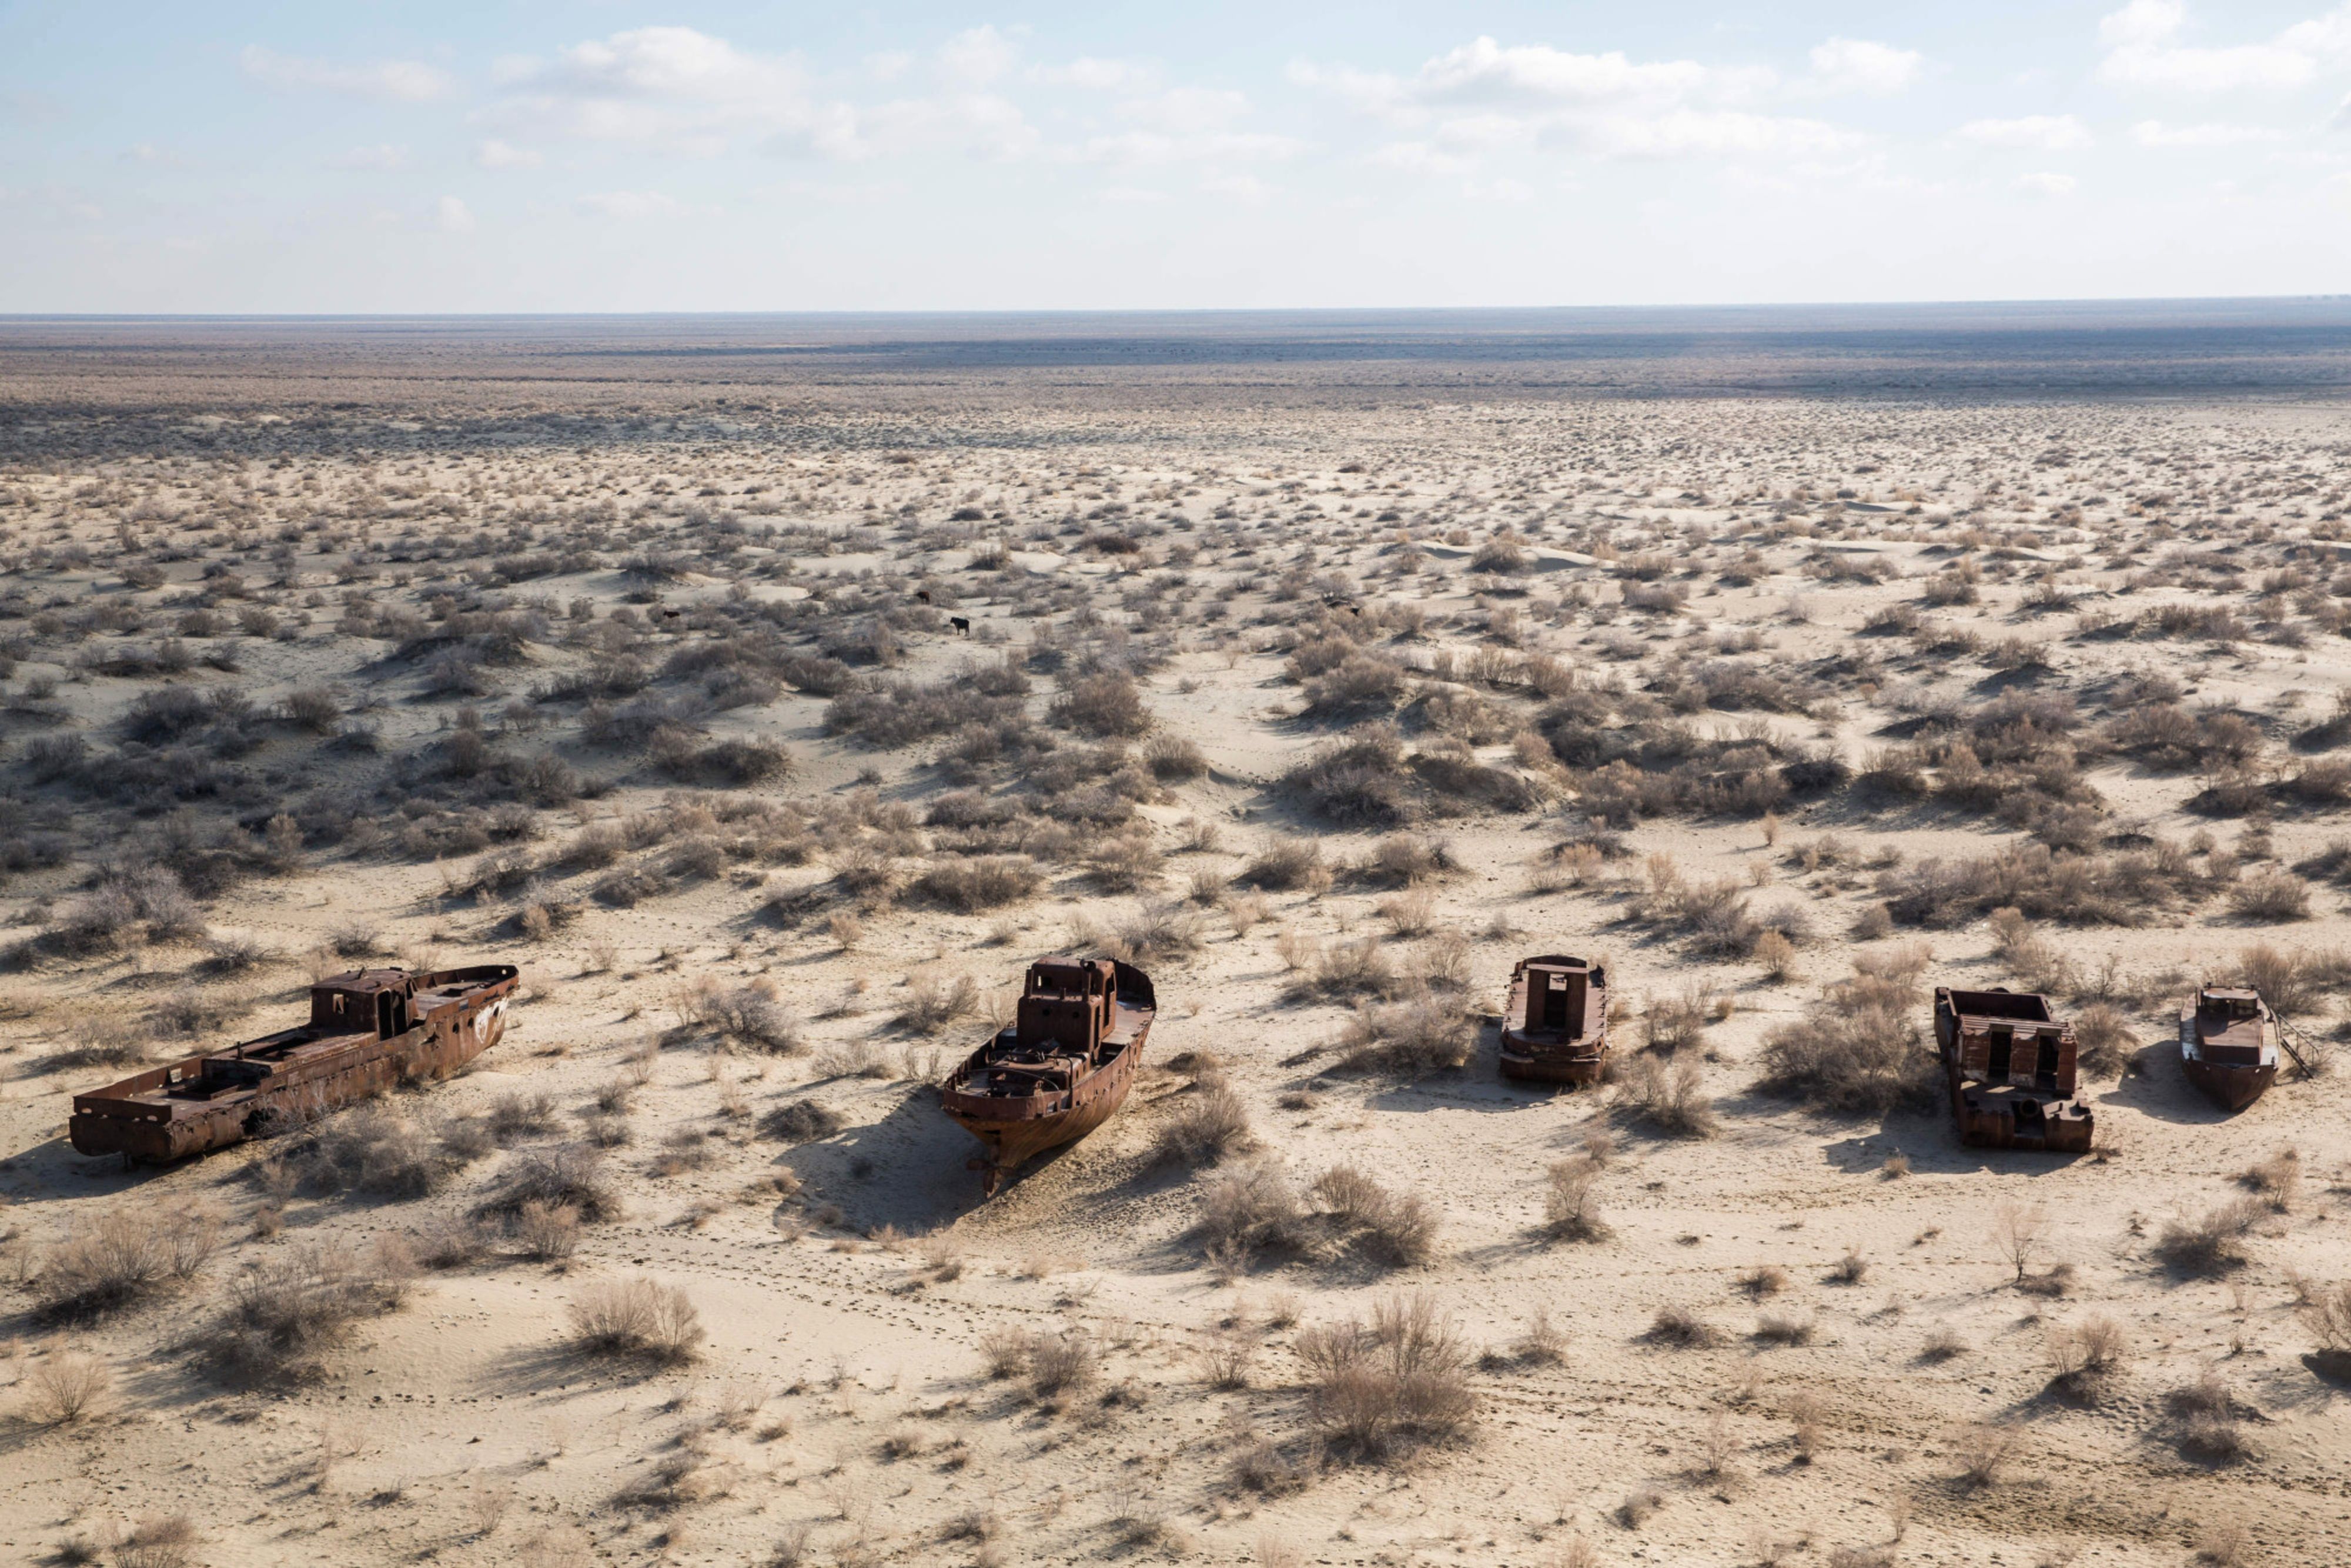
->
{"left": 915, "top": 590, "right": 932, "bottom": 604}
{"left": 951, "top": 616, "right": 971, "bottom": 634}
{"left": 1323, "top": 597, "right": 1362, "bottom": 616}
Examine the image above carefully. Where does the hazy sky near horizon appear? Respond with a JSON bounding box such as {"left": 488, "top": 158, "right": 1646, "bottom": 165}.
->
{"left": 4, "top": 2, "right": 2350, "bottom": 312}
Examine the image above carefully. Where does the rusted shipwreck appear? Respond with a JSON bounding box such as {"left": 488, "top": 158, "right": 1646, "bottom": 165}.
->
{"left": 1932, "top": 986, "right": 2092, "bottom": 1154}
{"left": 70, "top": 964, "right": 519, "bottom": 1164}
{"left": 941, "top": 957, "right": 1155, "bottom": 1195}
{"left": 1497, "top": 954, "right": 1610, "bottom": 1085}
{"left": 2180, "top": 984, "right": 2285, "bottom": 1113}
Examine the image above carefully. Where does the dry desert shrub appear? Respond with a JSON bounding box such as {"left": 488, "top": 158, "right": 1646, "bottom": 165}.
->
{"left": 1543, "top": 1154, "right": 1610, "bottom": 1242}
{"left": 1150, "top": 1081, "right": 1256, "bottom": 1168}
{"left": 1239, "top": 839, "right": 1329, "bottom": 892}
{"left": 2156, "top": 1198, "right": 2263, "bottom": 1277}
{"left": 761, "top": 1099, "right": 844, "bottom": 1143}
{"left": 1754, "top": 961, "right": 1937, "bottom": 1115}
{"left": 1336, "top": 992, "right": 1473, "bottom": 1075}
{"left": 909, "top": 855, "right": 1042, "bottom": 912}
{"left": 896, "top": 968, "right": 980, "bottom": 1032}
{"left": 22, "top": 1346, "right": 111, "bottom": 1424}
{"left": 1196, "top": 1159, "right": 1308, "bottom": 1259}
{"left": 1646, "top": 1304, "right": 1720, "bottom": 1348}
{"left": 1142, "top": 733, "right": 1208, "bottom": 781}
{"left": 1311, "top": 1164, "right": 1441, "bottom": 1267}
{"left": 2229, "top": 869, "right": 2311, "bottom": 922}
{"left": 704, "top": 983, "right": 803, "bottom": 1052}
{"left": 1954, "top": 1422, "right": 2019, "bottom": 1487}
{"left": 36, "top": 1203, "right": 218, "bottom": 1321}
{"left": 1614, "top": 1055, "right": 1717, "bottom": 1138}
{"left": 213, "top": 1236, "right": 414, "bottom": 1384}
{"left": 480, "top": 1144, "right": 620, "bottom": 1224}
{"left": 1295, "top": 1293, "right": 1477, "bottom": 1457}
{"left": 111, "top": 1514, "right": 198, "bottom": 1568}
{"left": 568, "top": 1277, "right": 704, "bottom": 1365}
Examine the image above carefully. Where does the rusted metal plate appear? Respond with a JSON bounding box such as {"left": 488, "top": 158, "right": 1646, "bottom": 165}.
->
{"left": 1499, "top": 954, "right": 1609, "bottom": 1086}
{"left": 1932, "top": 985, "right": 2092, "bottom": 1154}
{"left": 941, "top": 957, "right": 1156, "bottom": 1194}
{"left": 70, "top": 964, "right": 519, "bottom": 1163}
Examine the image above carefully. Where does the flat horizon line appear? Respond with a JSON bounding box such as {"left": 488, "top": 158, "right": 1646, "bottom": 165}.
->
{"left": 6, "top": 293, "right": 2351, "bottom": 324}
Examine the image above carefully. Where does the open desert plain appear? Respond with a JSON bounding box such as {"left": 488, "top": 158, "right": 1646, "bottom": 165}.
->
{"left": 2, "top": 311, "right": 2350, "bottom": 1568}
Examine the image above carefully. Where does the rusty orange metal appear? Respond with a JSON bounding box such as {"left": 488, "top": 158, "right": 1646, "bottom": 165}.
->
{"left": 1932, "top": 985, "right": 2092, "bottom": 1153}
{"left": 69, "top": 964, "right": 519, "bottom": 1164}
{"left": 941, "top": 957, "right": 1155, "bottom": 1195}
{"left": 1498, "top": 954, "right": 1609, "bottom": 1085}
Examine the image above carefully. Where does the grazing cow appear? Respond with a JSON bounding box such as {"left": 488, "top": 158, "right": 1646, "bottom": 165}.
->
{"left": 915, "top": 590, "right": 932, "bottom": 604}
{"left": 950, "top": 616, "right": 971, "bottom": 634}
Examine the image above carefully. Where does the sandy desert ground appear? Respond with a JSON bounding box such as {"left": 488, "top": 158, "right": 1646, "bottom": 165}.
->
{"left": 0, "top": 321, "right": 2347, "bottom": 1568}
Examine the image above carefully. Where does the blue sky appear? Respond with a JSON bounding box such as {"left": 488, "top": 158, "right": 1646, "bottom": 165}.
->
{"left": 3, "top": 2, "right": 2349, "bottom": 311}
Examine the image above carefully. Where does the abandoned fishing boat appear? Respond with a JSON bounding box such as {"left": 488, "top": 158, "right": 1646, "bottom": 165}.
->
{"left": 1932, "top": 987, "right": 2093, "bottom": 1154}
{"left": 941, "top": 956, "right": 1155, "bottom": 1195}
{"left": 2179, "top": 985, "right": 2282, "bottom": 1113}
{"left": 1497, "top": 954, "right": 1609, "bottom": 1085}
{"left": 69, "top": 964, "right": 519, "bottom": 1164}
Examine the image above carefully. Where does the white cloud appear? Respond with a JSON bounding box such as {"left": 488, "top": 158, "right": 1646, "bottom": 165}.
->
{"left": 327, "top": 144, "right": 407, "bottom": 171}
{"left": 2015, "top": 170, "right": 2078, "bottom": 195}
{"left": 937, "top": 25, "right": 1016, "bottom": 85}
{"left": 1032, "top": 57, "right": 1147, "bottom": 92}
{"left": 1463, "top": 176, "right": 1534, "bottom": 202}
{"left": 1098, "top": 185, "right": 1171, "bottom": 203}
{"left": 1293, "top": 35, "right": 1850, "bottom": 166}
{"left": 1958, "top": 113, "right": 2094, "bottom": 149}
{"left": 1807, "top": 38, "right": 1924, "bottom": 96}
{"left": 1200, "top": 172, "right": 1273, "bottom": 205}
{"left": 1118, "top": 86, "right": 1248, "bottom": 134}
{"left": 577, "top": 190, "right": 683, "bottom": 219}
{"left": 125, "top": 142, "right": 190, "bottom": 166}
{"left": 2131, "top": 118, "right": 2286, "bottom": 145}
{"left": 498, "top": 26, "right": 1041, "bottom": 162}
{"left": 1584, "top": 109, "right": 1854, "bottom": 159}
{"left": 1411, "top": 36, "right": 1757, "bottom": 105}
{"left": 2096, "top": 1, "right": 2351, "bottom": 93}
{"left": 241, "top": 45, "right": 453, "bottom": 102}
{"left": 473, "top": 139, "right": 543, "bottom": 169}
{"left": 1076, "top": 129, "right": 1305, "bottom": 166}
{"left": 435, "top": 195, "right": 474, "bottom": 232}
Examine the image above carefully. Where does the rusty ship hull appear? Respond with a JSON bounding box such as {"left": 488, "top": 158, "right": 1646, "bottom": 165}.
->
{"left": 2180, "top": 987, "right": 2280, "bottom": 1114}
{"left": 1933, "top": 986, "right": 2093, "bottom": 1155}
{"left": 1497, "top": 954, "right": 1608, "bottom": 1085}
{"left": 942, "top": 958, "right": 1154, "bottom": 1195}
{"left": 69, "top": 964, "right": 518, "bottom": 1164}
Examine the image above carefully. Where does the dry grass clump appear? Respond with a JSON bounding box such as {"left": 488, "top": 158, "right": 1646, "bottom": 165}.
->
{"left": 2302, "top": 1278, "right": 2351, "bottom": 1359}
{"left": 1150, "top": 1081, "right": 1256, "bottom": 1168}
{"left": 1336, "top": 993, "right": 1473, "bottom": 1075}
{"left": 896, "top": 968, "right": 980, "bottom": 1032}
{"left": 761, "top": 1099, "right": 844, "bottom": 1143}
{"left": 1311, "top": 1164, "right": 1442, "bottom": 1266}
{"left": 212, "top": 1237, "right": 415, "bottom": 1384}
{"left": 36, "top": 1203, "right": 219, "bottom": 1321}
{"left": 2228, "top": 868, "right": 2311, "bottom": 922}
{"left": 480, "top": 1144, "right": 620, "bottom": 1224}
{"left": 1295, "top": 1293, "right": 1477, "bottom": 1457}
{"left": 2155, "top": 1197, "right": 2263, "bottom": 1277}
{"left": 568, "top": 1276, "right": 704, "bottom": 1364}
{"left": 1142, "top": 733, "right": 1209, "bottom": 781}
{"left": 2072, "top": 1002, "right": 2135, "bottom": 1078}
{"left": 909, "top": 855, "right": 1042, "bottom": 912}
{"left": 2167, "top": 1372, "right": 2256, "bottom": 1465}
{"left": 291, "top": 1105, "right": 489, "bottom": 1203}
{"left": 1754, "top": 959, "right": 1937, "bottom": 1115}
{"left": 2240, "top": 1146, "right": 2300, "bottom": 1210}
{"left": 704, "top": 983, "right": 803, "bottom": 1051}
{"left": 109, "top": 1514, "right": 198, "bottom": 1568}
{"left": 2045, "top": 1313, "right": 2130, "bottom": 1400}
{"left": 1614, "top": 1055, "right": 1717, "bottom": 1138}
{"left": 1239, "top": 839, "right": 1330, "bottom": 892}
{"left": 1542, "top": 1154, "right": 1610, "bottom": 1242}
{"left": 1645, "top": 1305, "right": 1721, "bottom": 1348}
{"left": 1954, "top": 1422, "right": 2019, "bottom": 1487}
{"left": 1197, "top": 1159, "right": 1309, "bottom": 1262}
{"left": 21, "top": 1346, "right": 112, "bottom": 1424}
